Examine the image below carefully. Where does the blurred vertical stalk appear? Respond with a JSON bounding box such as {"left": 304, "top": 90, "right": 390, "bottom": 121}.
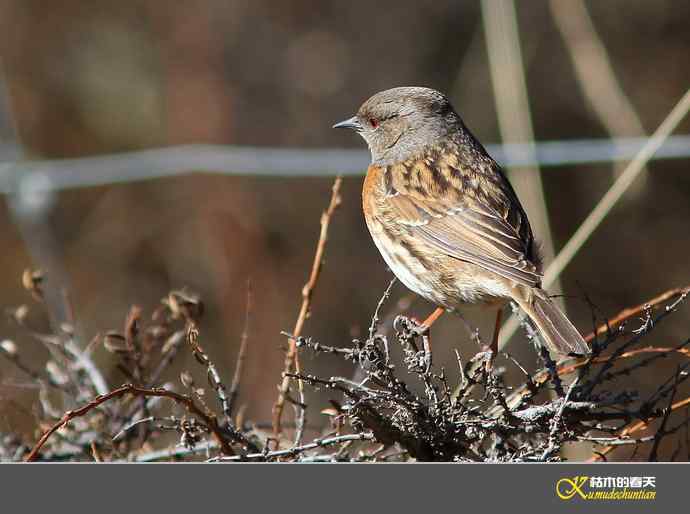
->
{"left": 0, "top": 63, "right": 108, "bottom": 399}
{"left": 549, "top": 0, "right": 648, "bottom": 194}
{"left": 0, "top": 62, "right": 70, "bottom": 332}
{"left": 481, "top": 0, "right": 571, "bottom": 461}
{"left": 499, "top": 88, "right": 690, "bottom": 351}
{"left": 480, "top": 1, "right": 564, "bottom": 313}
{"left": 0, "top": 66, "right": 18, "bottom": 142}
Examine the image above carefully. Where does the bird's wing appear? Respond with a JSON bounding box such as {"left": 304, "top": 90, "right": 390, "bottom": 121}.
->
{"left": 383, "top": 156, "right": 542, "bottom": 288}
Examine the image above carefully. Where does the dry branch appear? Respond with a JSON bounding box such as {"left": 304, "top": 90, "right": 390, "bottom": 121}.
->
{"left": 25, "top": 383, "right": 235, "bottom": 461}
{"left": 585, "top": 285, "right": 690, "bottom": 343}
{"left": 272, "top": 176, "right": 342, "bottom": 444}
{"left": 227, "top": 281, "right": 253, "bottom": 417}
{"left": 3, "top": 261, "right": 689, "bottom": 462}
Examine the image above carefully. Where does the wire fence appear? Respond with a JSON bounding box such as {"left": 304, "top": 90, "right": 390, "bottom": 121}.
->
{"left": 1, "top": 135, "right": 690, "bottom": 194}
{"left": 1, "top": 102, "right": 690, "bottom": 342}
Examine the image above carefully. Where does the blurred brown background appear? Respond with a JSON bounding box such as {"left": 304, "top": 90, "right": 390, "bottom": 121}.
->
{"left": 0, "top": 0, "right": 689, "bottom": 458}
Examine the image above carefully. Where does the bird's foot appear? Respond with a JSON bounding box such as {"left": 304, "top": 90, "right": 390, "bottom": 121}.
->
{"left": 393, "top": 315, "right": 433, "bottom": 373}
{"left": 474, "top": 344, "right": 496, "bottom": 375}
{"left": 393, "top": 314, "right": 428, "bottom": 337}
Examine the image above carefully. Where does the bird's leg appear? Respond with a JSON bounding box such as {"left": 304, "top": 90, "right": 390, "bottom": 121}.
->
{"left": 421, "top": 306, "right": 445, "bottom": 331}
{"left": 412, "top": 306, "right": 445, "bottom": 371}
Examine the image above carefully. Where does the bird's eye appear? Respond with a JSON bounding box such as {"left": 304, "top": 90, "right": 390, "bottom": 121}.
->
{"left": 368, "top": 117, "right": 379, "bottom": 129}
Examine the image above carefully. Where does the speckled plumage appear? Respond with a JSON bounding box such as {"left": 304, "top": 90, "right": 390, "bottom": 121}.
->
{"left": 337, "top": 87, "right": 589, "bottom": 356}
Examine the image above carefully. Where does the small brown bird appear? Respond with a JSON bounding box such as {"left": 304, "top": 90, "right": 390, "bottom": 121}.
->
{"left": 334, "top": 86, "right": 589, "bottom": 357}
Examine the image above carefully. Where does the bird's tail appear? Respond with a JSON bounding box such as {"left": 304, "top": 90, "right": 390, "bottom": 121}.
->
{"left": 514, "top": 287, "right": 590, "bottom": 357}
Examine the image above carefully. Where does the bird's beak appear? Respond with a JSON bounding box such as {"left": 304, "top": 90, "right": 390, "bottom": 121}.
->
{"left": 332, "top": 116, "right": 362, "bottom": 131}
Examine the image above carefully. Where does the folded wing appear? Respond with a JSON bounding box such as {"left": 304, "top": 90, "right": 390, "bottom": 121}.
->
{"left": 385, "top": 158, "right": 543, "bottom": 288}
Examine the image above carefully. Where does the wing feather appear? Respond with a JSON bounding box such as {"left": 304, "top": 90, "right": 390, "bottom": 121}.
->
{"left": 384, "top": 158, "right": 542, "bottom": 288}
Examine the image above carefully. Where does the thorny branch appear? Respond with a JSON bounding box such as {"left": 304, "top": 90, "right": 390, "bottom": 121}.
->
{"left": 4, "top": 277, "right": 690, "bottom": 462}
{"left": 281, "top": 284, "right": 690, "bottom": 461}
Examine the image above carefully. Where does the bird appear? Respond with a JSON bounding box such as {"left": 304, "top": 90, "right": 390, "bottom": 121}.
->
{"left": 333, "top": 86, "right": 590, "bottom": 359}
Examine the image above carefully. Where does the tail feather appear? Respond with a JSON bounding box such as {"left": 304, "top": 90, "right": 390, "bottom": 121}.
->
{"left": 515, "top": 288, "right": 590, "bottom": 357}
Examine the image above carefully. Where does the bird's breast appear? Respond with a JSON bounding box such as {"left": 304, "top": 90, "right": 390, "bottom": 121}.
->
{"left": 362, "top": 164, "right": 514, "bottom": 308}
{"left": 362, "top": 165, "right": 448, "bottom": 305}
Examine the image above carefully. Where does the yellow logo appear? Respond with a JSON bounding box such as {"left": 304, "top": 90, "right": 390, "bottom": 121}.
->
{"left": 556, "top": 476, "right": 657, "bottom": 501}
{"left": 556, "top": 476, "right": 589, "bottom": 500}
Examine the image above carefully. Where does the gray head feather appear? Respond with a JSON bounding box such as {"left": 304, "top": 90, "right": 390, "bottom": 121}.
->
{"left": 350, "top": 87, "right": 464, "bottom": 165}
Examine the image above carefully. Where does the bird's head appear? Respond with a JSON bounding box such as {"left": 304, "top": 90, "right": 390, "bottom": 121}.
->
{"left": 333, "top": 86, "right": 462, "bottom": 165}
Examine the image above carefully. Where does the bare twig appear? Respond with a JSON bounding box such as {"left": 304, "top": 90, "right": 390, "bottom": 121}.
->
{"left": 112, "top": 416, "right": 158, "bottom": 442}
{"left": 273, "top": 177, "right": 343, "bottom": 444}
{"left": 210, "top": 432, "right": 374, "bottom": 462}
{"left": 63, "top": 339, "right": 110, "bottom": 397}
{"left": 185, "top": 323, "right": 231, "bottom": 427}
{"left": 368, "top": 278, "right": 397, "bottom": 340}
{"left": 541, "top": 377, "right": 580, "bottom": 460}
{"left": 146, "top": 330, "right": 186, "bottom": 386}
{"left": 123, "top": 306, "right": 143, "bottom": 383}
{"left": 25, "top": 383, "right": 235, "bottom": 461}
{"left": 585, "top": 285, "right": 690, "bottom": 343}
{"left": 227, "top": 281, "right": 252, "bottom": 417}
{"left": 590, "top": 395, "right": 690, "bottom": 462}
{"left": 0, "top": 341, "right": 69, "bottom": 393}
{"left": 498, "top": 288, "right": 690, "bottom": 414}
{"left": 648, "top": 368, "right": 680, "bottom": 461}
